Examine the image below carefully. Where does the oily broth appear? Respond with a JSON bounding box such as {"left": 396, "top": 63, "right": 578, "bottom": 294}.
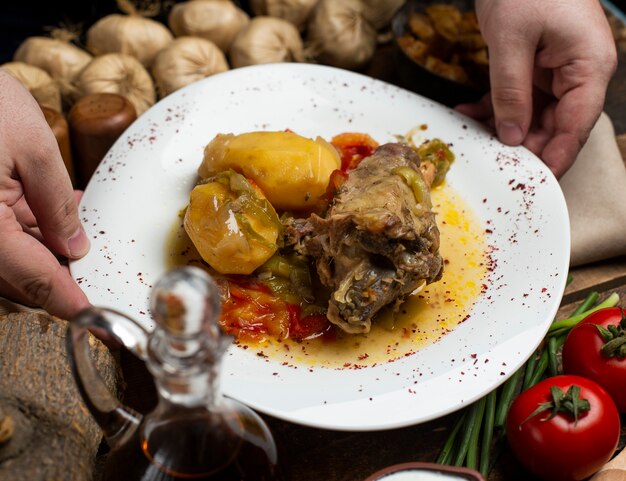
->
{"left": 166, "top": 184, "right": 487, "bottom": 369}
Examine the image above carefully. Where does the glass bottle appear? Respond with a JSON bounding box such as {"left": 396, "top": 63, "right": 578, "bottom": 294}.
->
{"left": 68, "top": 267, "right": 280, "bottom": 480}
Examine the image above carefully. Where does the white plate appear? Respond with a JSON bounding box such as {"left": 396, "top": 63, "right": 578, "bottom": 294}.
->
{"left": 70, "top": 63, "right": 570, "bottom": 431}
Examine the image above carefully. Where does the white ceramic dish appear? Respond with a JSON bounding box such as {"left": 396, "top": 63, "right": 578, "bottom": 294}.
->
{"left": 70, "top": 63, "right": 570, "bottom": 431}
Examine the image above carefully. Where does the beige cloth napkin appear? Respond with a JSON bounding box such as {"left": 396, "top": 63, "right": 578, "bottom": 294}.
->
{"left": 561, "top": 112, "right": 626, "bottom": 267}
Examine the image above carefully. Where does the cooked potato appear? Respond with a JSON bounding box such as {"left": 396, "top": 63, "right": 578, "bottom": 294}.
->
{"left": 184, "top": 170, "right": 281, "bottom": 275}
{"left": 198, "top": 131, "right": 341, "bottom": 211}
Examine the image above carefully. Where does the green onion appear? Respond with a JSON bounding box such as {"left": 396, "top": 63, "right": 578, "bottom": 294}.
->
{"left": 571, "top": 291, "right": 599, "bottom": 316}
{"left": 479, "top": 390, "right": 497, "bottom": 476}
{"left": 527, "top": 350, "right": 549, "bottom": 388}
{"left": 548, "top": 293, "right": 619, "bottom": 337}
{"left": 466, "top": 397, "right": 487, "bottom": 470}
{"left": 437, "top": 412, "right": 466, "bottom": 465}
{"left": 522, "top": 350, "right": 539, "bottom": 391}
{"left": 495, "top": 367, "right": 522, "bottom": 428}
{"left": 547, "top": 336, "right": 559, "bottom": 376}
{"left": 454, "top": 401, "right": 482, "bottom": 466}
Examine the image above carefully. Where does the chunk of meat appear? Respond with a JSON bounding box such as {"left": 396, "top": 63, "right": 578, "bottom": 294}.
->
{"left": 285, "top": 143, "right": 443, "bottom": 333}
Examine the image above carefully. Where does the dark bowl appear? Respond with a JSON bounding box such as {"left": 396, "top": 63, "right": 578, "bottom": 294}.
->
{"left": 363, "top": 462, "right": 486, "bottom": 481}
{"left": 391, "top": 0, "right": 489, "bottom": 107}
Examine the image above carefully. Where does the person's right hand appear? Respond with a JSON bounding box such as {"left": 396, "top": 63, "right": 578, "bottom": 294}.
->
{"left": 457, "top": 0, "right": 617, "bottom": 178}
{"left": 0, "top": 69, "right": 91, "bottom": 319}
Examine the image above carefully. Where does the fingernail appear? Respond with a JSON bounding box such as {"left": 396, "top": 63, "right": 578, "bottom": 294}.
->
{"left": 68, "top": 227, "right": 90, "bottom": 258}
{"left": 498, "top": 121, "right": 524, "bottom": 145}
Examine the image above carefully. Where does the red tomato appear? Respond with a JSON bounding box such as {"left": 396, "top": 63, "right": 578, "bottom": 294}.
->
{"left": 506, "top": 375, "right": 620, "bottom": 481}
{"left": 562, "top": 307, "right": 626, "bottom": 411}
{"left": 325, "top": 169, "right": 349, "bottom": 201}
{"left": 330, "top": 132, "right": 379, "bottom": 171}
{"left": 218, "top": 278, "right": 290, "bottom": 343}
{"left": 287, "top": 305, "right": 333, "bottom": 341}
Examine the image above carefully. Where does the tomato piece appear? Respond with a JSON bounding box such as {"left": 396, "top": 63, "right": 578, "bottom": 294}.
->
{"left": 331, "top": 132, "right": 379, "bottom": 172}
{"left": 217, "top": 277, "right": 334, "bottom": 343}
{"left": 219, "top": 278, "right": 290, "bottom": 343}
{"left": 562, "top": 307, "right": 626, "bottom": 412}
{"left": 288, "top": 305, "right": 333, "bottom": 341}
{"left": 506, "top": 375, "right": 620, "bottom": 481}
{"left": 325, "top": 169, "right": 349, "bottom": 201}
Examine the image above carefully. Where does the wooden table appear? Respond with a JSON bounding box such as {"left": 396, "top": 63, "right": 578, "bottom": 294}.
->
{"left": 118, "top": 12, "right": 626, "bottom": 481}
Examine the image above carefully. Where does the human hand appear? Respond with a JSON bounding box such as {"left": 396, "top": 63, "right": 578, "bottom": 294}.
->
{"left": 0, "top": 69, "right": 91, "bottom": 319}
{"left": 456, "top": 0, "right": 617, "bottom": 178}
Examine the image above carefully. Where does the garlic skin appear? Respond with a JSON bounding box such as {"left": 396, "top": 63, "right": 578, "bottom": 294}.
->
{"left": 250, "top": 0, "right": 319, "bottom": 31}
{"left": 76, "top": 53, "right": 156, "bottom": 116}
{"left": 306, "top": 0, "right": 377, "bottom": 70}
{"left": 86, "top": 14, "right": 174, "bottom": 67}
{"left": 360, "top": 0, "right": 405, "bottom": 30}
{"left": 14, "top": 37, "right": 92, "bottom": 85}
{"left": 230, "top": 16, "right": 304, "bottom": 68}
{"left": 168, "top": 0, "right": 250, "bottom": 53}
{"left": 1, "top": 62, "right": 62, "bottom": 112}
{"left": 152, "top": 37, "right": 229, "bottom": 97}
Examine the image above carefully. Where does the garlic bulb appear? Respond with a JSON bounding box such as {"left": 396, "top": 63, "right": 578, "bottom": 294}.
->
{"left": 250, "top": 0, "right": 319, "bottom": 31}
{"left": 360, "top": 0, "right": 405, "bottom": 30}
{"left": 76, "top": 53, "right": 156, "bottom": 116}
{"left": 307, "top": 0, "right": 377, "bottom": 70}
{"left": 168, "top": 0, "right": 250, "bottom": 52}
{"left": 13, "top": 35, "right": 92, "bottom": 87}
{"left": 86, "top": 4, "right": 173, "bottom": 67}
{"left": 152, "top": 37, "right": 229, "bottom": 97}
{"left": 230, "top": 16, "right": 304, "bottom": 68}
{"left": 1, "top": 62, "right": 62, "bottom": 112}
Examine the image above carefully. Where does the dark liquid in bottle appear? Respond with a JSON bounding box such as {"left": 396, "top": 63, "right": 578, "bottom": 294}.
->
{"left": 103, "top": 406, "right": 279, "bottom": 481}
